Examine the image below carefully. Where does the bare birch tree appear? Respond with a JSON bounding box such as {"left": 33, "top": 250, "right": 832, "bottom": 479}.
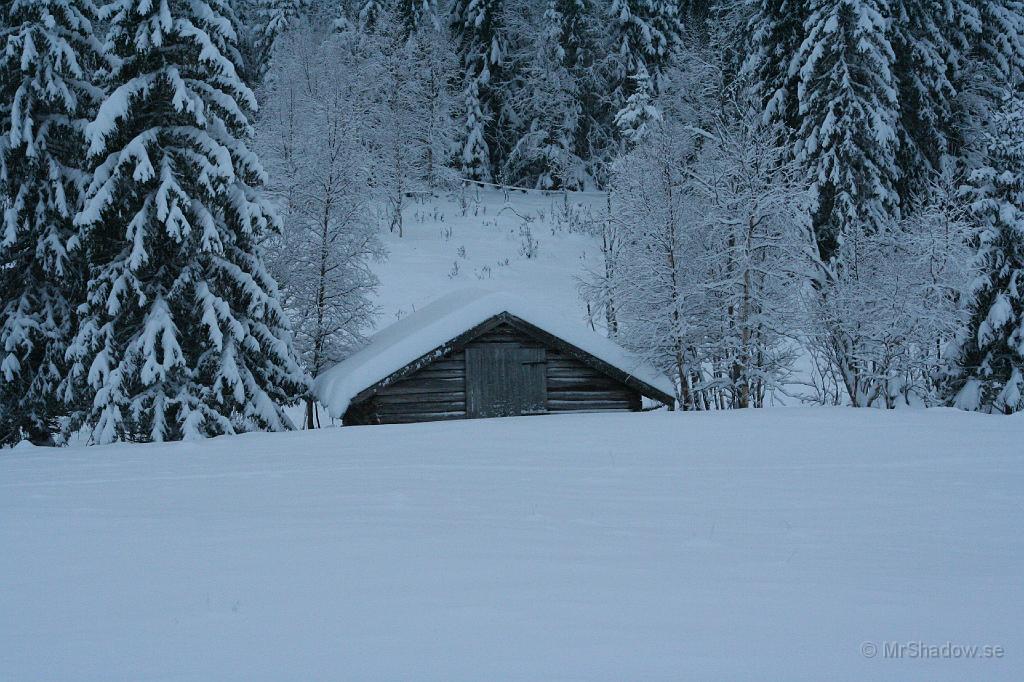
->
{"left": 259, "top": 25, "right": 385, "bottom": 427}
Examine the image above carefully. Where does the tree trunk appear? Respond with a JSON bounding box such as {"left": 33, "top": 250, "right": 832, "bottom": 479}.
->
{"left": 305, "top": 397, "right": 316, "bottom": 430}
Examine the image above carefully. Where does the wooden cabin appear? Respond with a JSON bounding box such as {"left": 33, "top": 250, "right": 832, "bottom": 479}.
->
{"left": 314, "top": 290, "right": 675, "bottom": 426}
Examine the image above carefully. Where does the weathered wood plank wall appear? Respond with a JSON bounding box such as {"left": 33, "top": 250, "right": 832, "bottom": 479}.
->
{"left": 364, "top": 352, "right": 468, "bottom": 424}
{"left": 545, "top": 349, "right": 642, "bottom": 412}
{"left": 342, "top": 322, "right": 643, "bottom": 425}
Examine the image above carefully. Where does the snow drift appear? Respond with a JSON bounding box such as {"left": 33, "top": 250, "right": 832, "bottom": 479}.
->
{"left": 1, "top": 409, "right": 1021, "bottom": 681}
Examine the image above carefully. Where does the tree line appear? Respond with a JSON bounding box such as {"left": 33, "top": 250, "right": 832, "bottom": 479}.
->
{"left": 2, "top": 0, "right": 1023, "bottom": 446}
{"left": 253, "top": 0, "right": 1024, "bottom": 413}
{"left": 580, "top": 1, "right": 1024, "bottom": 413}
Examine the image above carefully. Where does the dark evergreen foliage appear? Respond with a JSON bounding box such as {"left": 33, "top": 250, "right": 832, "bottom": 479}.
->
{"left": 0, "top": 0, "right": 105, "bottom": 445}
{"left": 68, "top": 0, "right": 307, "bottom": 443}
{"left": 945, "top": 89, "right": 1024, "bottom": 413}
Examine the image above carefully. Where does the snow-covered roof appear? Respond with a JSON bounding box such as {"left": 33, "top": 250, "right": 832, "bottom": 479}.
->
{"left": 314, "top": 289, "right": 675, "bottom": 418}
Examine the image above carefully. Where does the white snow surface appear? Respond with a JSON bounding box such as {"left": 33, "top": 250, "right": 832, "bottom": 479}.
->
{"left": 2, "top": 408, "right": 1022, "bottom": 681}
{"left": 368, "top": 187, "right": 602, "bottom": 330}
{"left": 315, "top": 288, "right": 674, "bottom": 418}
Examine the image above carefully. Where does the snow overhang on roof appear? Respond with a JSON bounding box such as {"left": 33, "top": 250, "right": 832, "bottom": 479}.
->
{"left": 313, "top": 288, "right": 676, "bottom": 418}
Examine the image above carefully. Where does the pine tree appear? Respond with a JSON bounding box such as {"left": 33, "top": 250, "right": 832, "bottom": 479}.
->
{"left": 613, "top": 65, "right": 659, "bottom": 146}
{"left": 973, "top": 0, "right": 1024, "bottom": 83}
{"left": 259, "top": 0, "right": 309, "bottom": 39}
{"left": 506, "top": 0, "right": 587, "bottom": 188}
{"left": 946, "top": 88, "right": 1024, "bottom": 413}
{"left": 450, "top": 0, "right": 505, "bottom": 180}
{"left": 889, "top": 0, "right": 972, "bottom": 204}
{"left": 397, "top": 0, "right": 439, "bottom": 35}
{"left": 0, "top": 0, "right": 105, "bottom": 446}
{"left": 607, "top": 0, "right": 682, "bottom": 129}
{"left": 793, "top": 0, "right": 902, "bottom": 405}
{"left": 69, "top": 0, "right": 307, "bottom": 443}
{"left": 794, "top": 0, "right": 900, "bottom": 263}
{"left": 235, "top": 0, "right": 309, "bottom": 90}
{"left": 557, "top": 0, "right": 611, "bottom": 184}
{"left": 739, "top": 0, "right": 807, "bottom": 132}
{"left": 459, "top": 76, "right": 490, "bottom": 180}
{"left": 358, "top": 0, "right": 386, "bottom": 30}
{"left": 410, "top": 19, "right": 460, "bottom": 189}
{"left": 556, "top": 0, "right": 588, "bottom": 68}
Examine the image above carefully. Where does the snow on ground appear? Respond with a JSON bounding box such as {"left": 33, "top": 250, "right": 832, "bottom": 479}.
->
{"left": 372, "top": 186, "right": 603, "bottom": 327}
{"left": 2, "top": 408, "right": 1021, "bottom": 681}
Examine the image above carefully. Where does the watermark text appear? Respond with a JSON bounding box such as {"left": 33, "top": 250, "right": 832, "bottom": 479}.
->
{"left": 861, "top": 641, "right": 1005, "bottom": 659}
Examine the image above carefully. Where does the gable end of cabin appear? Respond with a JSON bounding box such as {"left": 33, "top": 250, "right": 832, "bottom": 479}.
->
{"left": 341, "top": 314, "right": 662, "bottom": 426}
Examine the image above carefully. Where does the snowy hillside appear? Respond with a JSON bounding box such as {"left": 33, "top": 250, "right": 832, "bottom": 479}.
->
{"left": 2, "top": 409, "right": 1021, "bottom": 681}
{"left": 371, "top": 186, "right": 603, "bottom": 328}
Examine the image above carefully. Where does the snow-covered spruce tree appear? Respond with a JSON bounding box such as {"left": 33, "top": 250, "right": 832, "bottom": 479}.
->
{"left": 793, "top": 0, "right": 902, "bottom": 406}
{"left": 0, "top": 0, "right": 105, "bottom": 446}
{"left": 396, "top": 0, "right": 439, "bottom": 34}
{"left": 69, "top": 0, "right": 307, "bottom": 443}
{"left": 889, "top": 0, "right": 1024, "bottom": 206}
{"left": 973, "top": 0, "right": 1024, "bottom": 83}
{"left": 739, "top": 0, "right": 808, "bottom": 133}
{"left": 795, "top": 0, "right": 900, "bottom": 259}
{"left": 606, "top": 0, "right": 682, "bottom": 139}
{"left": 234, "top": 0, "right": 309, "bottom": 91}
{"left": 458, "top": 77, "right": 489, "bottom": 181}
{"left": 556, "top": 0, "right": 590, "bottom": 78}
{"left": 613, "top": 65, "right": 659, "bottom": 146}
{"left": 563, "top": 0, "right": 615, "bottom": 184}
{"left": 889, "top": 0, "right": 975, "bottom": 204}
{"left": 945, "top": 88, "right": 1024, "bottom": 413}
{"left": 505, "top": 0, "right": 587, "bottom": 188}
{"left": 358, "top": 0, "right": 386, "bottom": 30}
{"left": 259, "top": 26, "right": 384, "bottom": 428}
{"left": 450, "top": 0, "right": 506, "bottom": 180}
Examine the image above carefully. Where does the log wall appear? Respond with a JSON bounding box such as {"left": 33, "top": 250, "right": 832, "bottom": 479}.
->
{"left": 545, "top": 349, "right": 642, "bottom": 412}
{"left": 342, "top": 323, "right": 643, "bottom": 425}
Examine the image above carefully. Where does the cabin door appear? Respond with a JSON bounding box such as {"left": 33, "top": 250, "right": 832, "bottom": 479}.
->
{"left": 465, "top": 344, "right": 547, "bottom": 418}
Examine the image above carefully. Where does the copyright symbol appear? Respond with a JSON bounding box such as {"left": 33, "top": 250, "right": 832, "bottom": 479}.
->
{"left": 861, "top": 642, "right": 877, "bottom": 658}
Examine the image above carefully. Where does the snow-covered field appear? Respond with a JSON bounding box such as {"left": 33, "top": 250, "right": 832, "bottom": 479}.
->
{"left": 372, "top": 187, "right": 602, "bottom": 325}
{"left": 2, "top": 408, "right": 1021, "bottom": 681}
